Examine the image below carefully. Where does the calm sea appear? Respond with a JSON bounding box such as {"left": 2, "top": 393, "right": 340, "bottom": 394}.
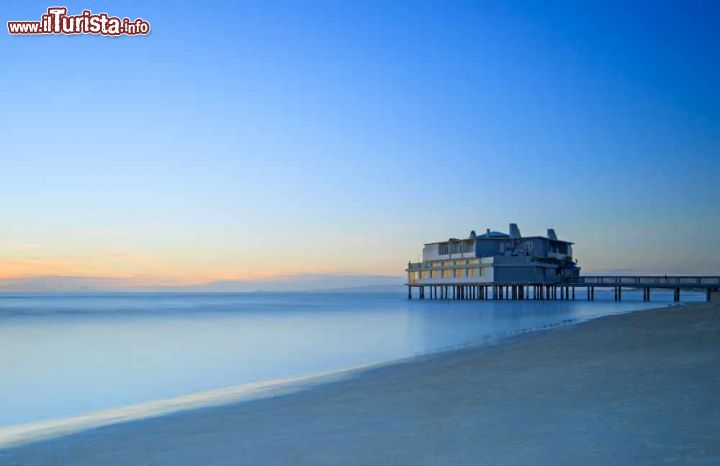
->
{"left": 0, "top": 290, "right": 702, "bottom": 428}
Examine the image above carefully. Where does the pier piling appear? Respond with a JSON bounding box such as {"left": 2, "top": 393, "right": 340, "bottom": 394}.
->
{"left": 407, "top": 277, "right": 718, "bottom": 304}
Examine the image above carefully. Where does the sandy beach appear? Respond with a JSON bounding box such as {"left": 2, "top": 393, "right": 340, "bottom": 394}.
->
{"left": 2, "top": 301, "right": 719, "bottom": 466}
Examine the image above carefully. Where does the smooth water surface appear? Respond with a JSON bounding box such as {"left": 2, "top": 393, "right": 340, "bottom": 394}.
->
{"left": 0, "top": 290, "right": 702, "bottom": 427}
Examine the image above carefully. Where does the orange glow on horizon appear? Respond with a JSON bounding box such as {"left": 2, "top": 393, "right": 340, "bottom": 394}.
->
{"left": 0, "top": 255, "right": 402, "bottom": 285}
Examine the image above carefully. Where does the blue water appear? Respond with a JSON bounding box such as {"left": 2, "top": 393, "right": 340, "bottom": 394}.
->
{"left": 0, "top": 290, "right": 702, "bottom": 427}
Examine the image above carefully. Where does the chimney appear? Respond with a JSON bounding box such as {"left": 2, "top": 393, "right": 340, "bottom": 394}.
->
{"left": 509, "top": 223, "right": 521, "bottom": 239}
{"left": 486, "top": 228, "right": 491, "bottom": 236}
{"left": 547, "top": 229, "right": 557, "bottom": 240}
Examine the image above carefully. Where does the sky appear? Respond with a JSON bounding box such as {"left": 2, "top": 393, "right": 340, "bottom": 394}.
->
{"left": 1, "top": 0, "right": 719, "bottom": 288}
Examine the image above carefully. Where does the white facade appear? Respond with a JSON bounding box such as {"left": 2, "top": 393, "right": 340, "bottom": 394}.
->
{"left": 408, "top": 257, "right": 495, "bottom": 285}
{"left": 422, "top": 242, "right": 477, "bottom": 262}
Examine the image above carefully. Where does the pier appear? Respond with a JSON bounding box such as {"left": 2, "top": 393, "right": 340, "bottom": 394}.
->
{"left": 406, "top": 224, "right": 719, "bottom": 303}
{"left": 406, "top": 276, "right": 720, "bottom": 302}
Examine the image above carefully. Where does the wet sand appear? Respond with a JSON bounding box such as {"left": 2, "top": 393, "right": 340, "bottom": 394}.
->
{"left": 2, "top": 302, "right": 719, "bottom": 466}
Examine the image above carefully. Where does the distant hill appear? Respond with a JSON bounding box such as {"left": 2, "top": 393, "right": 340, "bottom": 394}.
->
{"left": 0, "top": 274, "right": 404, "bottom": 293}
{"left": 313, "top": 284, "right": 405, "bottom": 293}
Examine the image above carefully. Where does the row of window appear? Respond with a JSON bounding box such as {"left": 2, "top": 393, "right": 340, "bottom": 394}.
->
{"left": 438, "top": 240, "right": 474, "bottom": 255}
{"left": 421, "top": 259, "right": 480, "bottom": 268}
{"left": 409, "top": 268, "right": 484, "bottom": 282}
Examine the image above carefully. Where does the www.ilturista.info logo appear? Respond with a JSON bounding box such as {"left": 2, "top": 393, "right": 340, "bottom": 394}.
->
{"left": 7, "top": 7, "right": 150, "bottom": 36}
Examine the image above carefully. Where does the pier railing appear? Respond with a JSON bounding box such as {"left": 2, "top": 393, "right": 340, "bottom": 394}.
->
{"left": 563, "top": 276, "right": 720, "bottom": 287}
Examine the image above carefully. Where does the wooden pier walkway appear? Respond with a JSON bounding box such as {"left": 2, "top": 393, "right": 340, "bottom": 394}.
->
{"left": 406, "top": 276, "right": 720, "bottom": 302}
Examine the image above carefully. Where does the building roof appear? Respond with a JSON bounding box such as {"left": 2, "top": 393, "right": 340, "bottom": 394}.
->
{"left": 423, "top": 235, "right": 573, "bottom": 246}
{"left": 477, "top": 231, "right": 508, "bottom": 238}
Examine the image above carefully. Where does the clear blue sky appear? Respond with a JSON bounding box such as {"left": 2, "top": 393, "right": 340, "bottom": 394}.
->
{"left": 1, "top": 0, "right": 718, "bottom": 284}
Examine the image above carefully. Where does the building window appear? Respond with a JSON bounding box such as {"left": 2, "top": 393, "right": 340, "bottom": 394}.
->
{"left": 454, "top": 269, "right": 464, "bottom": 278}
{"left": 439, "top": 244, "right": 449, "bottom": 255}
{"left": 421, "top": 270, "right": 430, "bottom": 279}
{"left": 443, "top": 269, "right": 452, "bottom": 278}
{"left": 467, "top": 268, "right": 478, "bottom": 277}
{"left": 408, "top": 272, "right": 418, "bottom": 284}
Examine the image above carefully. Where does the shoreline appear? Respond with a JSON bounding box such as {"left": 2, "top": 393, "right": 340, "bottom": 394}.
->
{"left": 0, "top": 300, "right": 678, "bottom": 450}
{"left": 0, "top": 298, "right": 648, "bottom": 451}
{"left": 3, "top": 301, "right": 719, "bottom": 464}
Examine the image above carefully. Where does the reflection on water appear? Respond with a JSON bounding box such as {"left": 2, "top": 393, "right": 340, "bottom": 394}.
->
{"left": 0, "top": 290, "right": 702, "bottom": 426}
